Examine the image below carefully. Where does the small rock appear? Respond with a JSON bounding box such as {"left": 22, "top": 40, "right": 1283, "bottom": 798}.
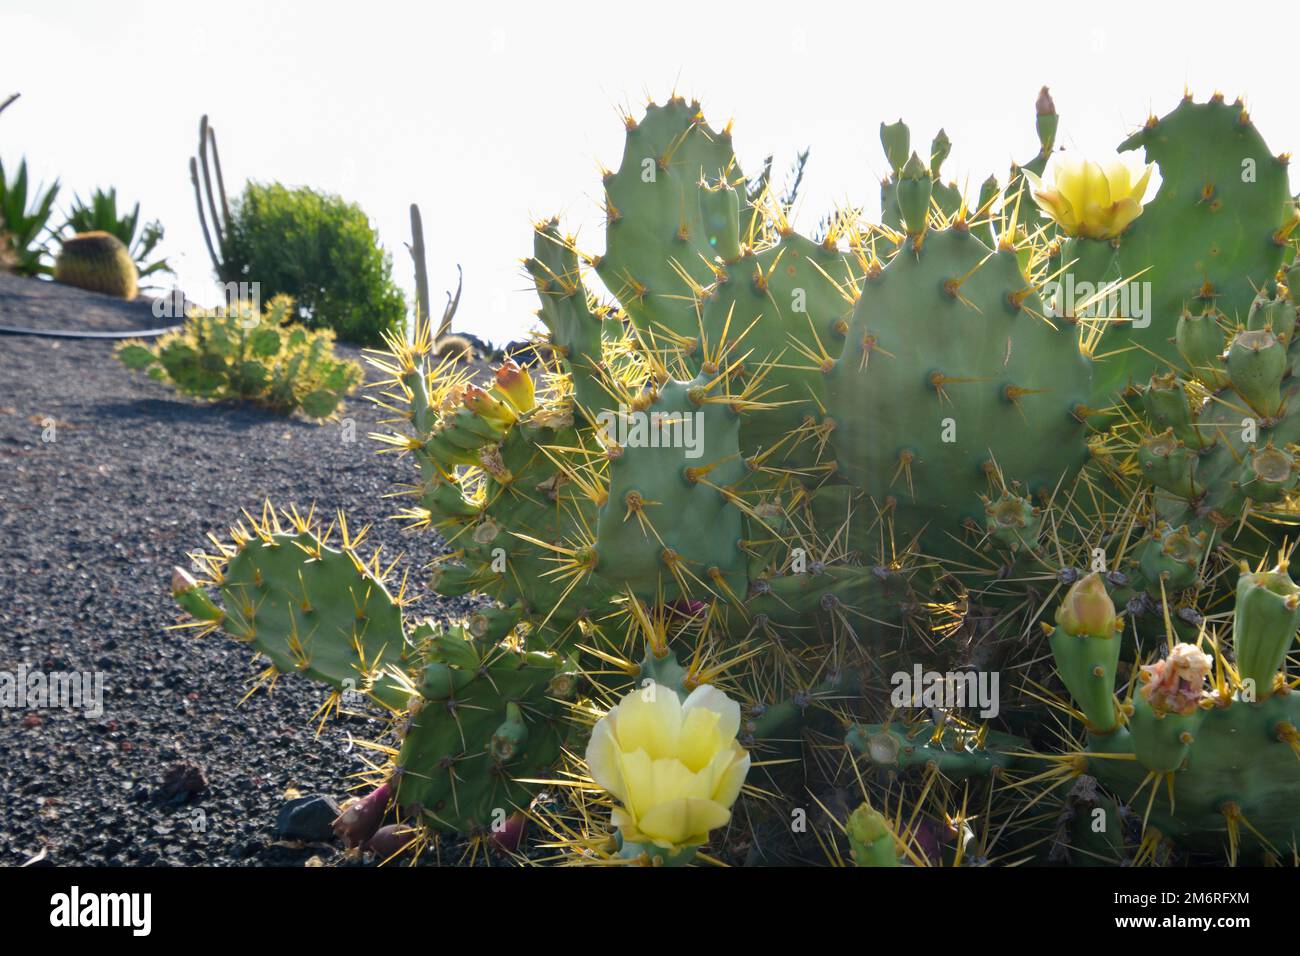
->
{"left": 155, "top": 761, "right": 208, "bottom": 805}
{"left": 274, "top": 795, "right": 342, "bottom": 843}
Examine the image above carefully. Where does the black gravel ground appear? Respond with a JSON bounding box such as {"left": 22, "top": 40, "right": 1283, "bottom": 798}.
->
{"left": 0, "top": 289, "right": 487, "bottom": 866}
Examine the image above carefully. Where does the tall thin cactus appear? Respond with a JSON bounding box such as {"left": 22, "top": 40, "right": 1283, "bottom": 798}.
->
{"left": 189, "top": 115, "right": 234, "bottom": 288}
{"left": 407, "top": 201, "right": 462, "bottom": 343}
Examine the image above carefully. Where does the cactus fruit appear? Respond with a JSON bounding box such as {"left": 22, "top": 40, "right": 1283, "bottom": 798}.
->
{"left": 1099, "top": 284, "right": 1300, "bottom": 584}
{"left": 54, "top": 230, "right": 138, "bottom": 299}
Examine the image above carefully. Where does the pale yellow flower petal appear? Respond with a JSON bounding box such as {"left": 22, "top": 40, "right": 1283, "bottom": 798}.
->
{"left": 681, "top": 683, "right": 741, "bottom": 740}
{"left": 713, "top": 750, "right": 752, "bottom": 807}
{"left": 677, "top": 706, "right": 724, "bottom": 771}
{"left": 653, "top": 756, "right": 709, "bottom": 805}
{"left": 584, "top": 717, "right": 625, "bottom": 801}
{"left": 614, "top": 683, "right": 682, "bottom": 758}
{"left": 1103, "top": 159, "right": 1132, "bottom": 198}
{"left": 1108, "top": 197, "right": 1144, "bottom": 236}
{"left": 618, "top": 747, "right": 656, "bottom": 820}
{"left": 638, "top": 798, "right": 732, "bottom": 848}
{"left": 1130, "top": 163, "right": 1154, "bottom": 203}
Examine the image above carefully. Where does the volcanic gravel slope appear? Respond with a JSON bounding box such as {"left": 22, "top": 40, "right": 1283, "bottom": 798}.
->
{"left": 0, "top": 330, "right": 491, "bottom": 867}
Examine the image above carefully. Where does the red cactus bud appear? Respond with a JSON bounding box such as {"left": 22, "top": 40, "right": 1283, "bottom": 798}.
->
{"left": 362, "top": 823, "right": 416, "bottom": 860}
{"left": 490, "top": 811, "right": 530, "bottom": 853}
{"left": 332, "top": 780, "right": 393, "bottom": 848}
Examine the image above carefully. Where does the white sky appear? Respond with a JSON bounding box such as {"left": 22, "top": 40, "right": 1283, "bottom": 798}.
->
{"left": 4, "top": 0, "right": 1296, "bottom": 344}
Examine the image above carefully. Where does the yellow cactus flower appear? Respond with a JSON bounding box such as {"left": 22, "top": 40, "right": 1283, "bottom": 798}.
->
{"left": 585, "top": 681, "right": 751, "bottom": 850}
{"left": 1024, "top": 154, "right": 1154, "bottom": 240}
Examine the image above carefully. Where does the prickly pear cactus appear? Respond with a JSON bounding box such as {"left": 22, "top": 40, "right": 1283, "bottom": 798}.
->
{"left": 825, "top": 223, "right": 1093, "bottom": 557}
{"left": 167, "top": 86, "right": 1300, "bottom": 866}
{"left": 119, "top": 295, "right": 361, "bottom": 418}
{"left": 1060, "top": 94, "right": 1294, "bottom": 402}
{"left": 1047, "top": 569, "right": 1300, "bottom": 861}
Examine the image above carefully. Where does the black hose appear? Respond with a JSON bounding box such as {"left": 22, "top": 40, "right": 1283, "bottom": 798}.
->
{"left": 0, "top": 323, "right": 181, "bottom": 339}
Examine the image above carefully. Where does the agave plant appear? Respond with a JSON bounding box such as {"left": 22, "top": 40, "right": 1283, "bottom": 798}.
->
{"left": 64, "top": 187, "right": 171, "bottom": 282}
{"left": 0, "top": 156, "right": 60, "bottom": 276}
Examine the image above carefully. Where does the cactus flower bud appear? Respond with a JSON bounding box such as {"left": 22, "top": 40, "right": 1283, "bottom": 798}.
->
{"left": 1035, "top": 86, "right": 1056, "bottom": 116}
{"left": 896, "top": 152, "right": 933, "bottom": 237}
{"left": 1035, "top": 86, "right": 1058, "bottom": 155}
{"left": 1050, "top": 573, "right": 1122, "bottom": 732}
{"left": 171, "top": 566, "right": 224, "bottom": 622}
{"left": 1175, "top": 309, "right": 1229, "bottom": 388}
{"left": 846, "top": 803, "right": 900, "bottom": 867}
{"left": 490, "top": 702, "right": 529, "bottom": 763}
{"left": 699, "top": 179, "right": 742, "bottom": 260}
{"left": 1234, "top": 559, "right": 1300, "bottom": 701}
{"left": 332, "top": 780, "right": 393, "bottom": 848}
{"left": 493, "top": 359, "right": 535, "bottom": 414}
{"left": 362, "top": 823, "right": 416, "bottom": 860}
{"left": 1055, "top": 572, "right": 1117, "bottom": 638}
{"left": 489, "top": 811, "right": 530, "bottom": 853}
{"left": 977, "top": 174, "right": 1000, "bottom": 215}
{"left": 929, "top": 129, "right": 952, "bottom": 177}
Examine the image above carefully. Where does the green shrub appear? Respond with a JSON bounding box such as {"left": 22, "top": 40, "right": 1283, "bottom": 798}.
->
{"left": 220, "top": 182, "right": 406, "bottom": 346}
{"left": 116, "top": 294, "right": 363, "bottom": 419}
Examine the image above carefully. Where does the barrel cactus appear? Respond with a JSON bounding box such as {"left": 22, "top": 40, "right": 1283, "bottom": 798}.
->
{"left": 54, "top": 230, "right": 138, "bottom": 299}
